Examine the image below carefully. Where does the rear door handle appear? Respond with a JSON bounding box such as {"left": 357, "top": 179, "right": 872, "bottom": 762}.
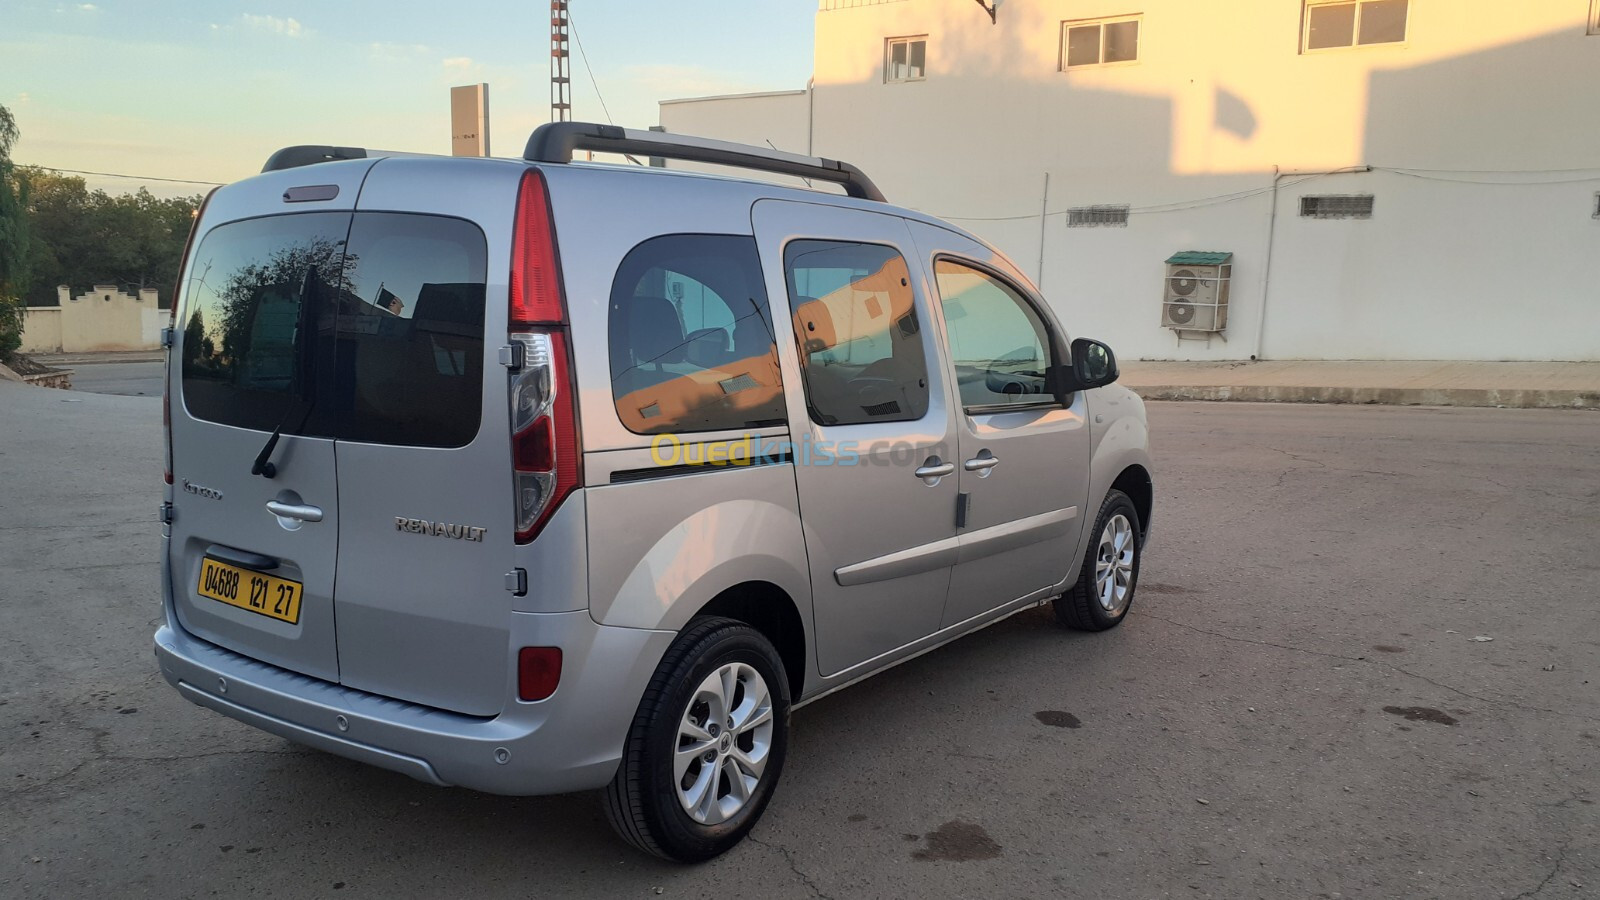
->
{"left": 265, "top": 500, "right": 323, "bottom": 523}
{"left": 914, "top": 457, "right": 956, "bottom": 485}
{"left": 204, "top": 544, "right": 280, "bottom": 571}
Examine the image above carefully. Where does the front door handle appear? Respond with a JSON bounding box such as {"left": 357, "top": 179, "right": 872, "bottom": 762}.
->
{"left": 963, "top": 453, "right": 1000, "bottom": 474}
{"left": 914, "top": 457, "right": 956, "bottom": 485}
{"left": 265, "top": 500, "right": 323, "bottom": 523}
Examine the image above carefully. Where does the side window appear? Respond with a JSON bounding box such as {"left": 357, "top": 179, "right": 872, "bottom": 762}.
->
{"left": 784, "top": 240, "right": 930, "bottom": 426}
{"left": 934, "top": 259, "right": 1054, "bottom": 409}
{"left": 608, "top": 234, "right": 786, "bottom": 435}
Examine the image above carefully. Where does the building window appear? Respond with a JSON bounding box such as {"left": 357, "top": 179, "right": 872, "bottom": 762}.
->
{"left": 1062, "top": 16, "right": 1140, "bottom": 68}
{"left": 1067, "top": 205, "right": 1131, "bottom": 228}
{"left": 885, "top": 36, "right": 927, "bottom": 83}
{"left": 1304, "top": 0, "right": 1408, "bottom": 51}
{"left": 1300, "top": 195, "right": 1375, "bottom": 219}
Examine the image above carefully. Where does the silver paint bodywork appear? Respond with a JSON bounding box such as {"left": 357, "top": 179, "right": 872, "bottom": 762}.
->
{"left": 155, "top": 157, "right": 1152, "bottom": 795}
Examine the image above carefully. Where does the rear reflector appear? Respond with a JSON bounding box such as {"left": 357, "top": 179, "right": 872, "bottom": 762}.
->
{"left": 517, "top": 647, "right": 562, "bottom": 701}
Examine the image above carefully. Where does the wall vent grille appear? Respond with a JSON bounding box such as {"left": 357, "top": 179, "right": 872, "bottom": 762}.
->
{"left": 1067, "top": 205, "right": 1131, "bottom": 227}
{"left": 1300, "top": 195, "right": 1375, "bottom": 219}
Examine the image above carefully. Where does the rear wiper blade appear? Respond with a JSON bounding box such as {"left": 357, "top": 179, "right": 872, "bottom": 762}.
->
{"left": 250, "top": 424, "right": 285, "bottom": 479}
{"left": 251, "top": 266, "right": 324, "bottom": 479}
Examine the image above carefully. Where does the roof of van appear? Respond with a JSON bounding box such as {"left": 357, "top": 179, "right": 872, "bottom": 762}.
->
{"left": 257, "top": 123, "right": 990, "bottom": 249}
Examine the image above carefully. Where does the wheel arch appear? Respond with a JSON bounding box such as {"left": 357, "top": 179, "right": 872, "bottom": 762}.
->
{"left": 692, "top": 582, "right": 808, "bottom": 702}
{"left": 1110, "top": 464, "right": 1153, "bottom": 542}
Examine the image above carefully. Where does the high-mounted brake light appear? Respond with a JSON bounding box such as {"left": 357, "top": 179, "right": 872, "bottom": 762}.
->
{"left": 165, "top": 187, "right": 217, "bottom": 485}
{"left": 508, "top": 167, "right": 581, "bottom": 543}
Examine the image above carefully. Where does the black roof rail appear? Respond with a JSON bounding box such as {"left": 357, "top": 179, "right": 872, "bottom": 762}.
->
{"left": 523, "top": 122, "right": 886, "bottom": 203}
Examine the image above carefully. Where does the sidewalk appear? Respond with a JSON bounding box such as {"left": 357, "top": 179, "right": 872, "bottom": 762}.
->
{"left": 1119, "top": 360, "right": 1600, "bottom": 409}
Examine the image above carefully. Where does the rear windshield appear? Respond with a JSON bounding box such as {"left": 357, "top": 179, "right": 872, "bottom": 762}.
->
{"left": 180, "top": 212, "right": 487, "bottom": 448}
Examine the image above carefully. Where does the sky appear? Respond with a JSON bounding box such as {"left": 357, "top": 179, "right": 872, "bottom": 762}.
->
{"left": 3, "top": 0, "right": 816, "bottom": 197}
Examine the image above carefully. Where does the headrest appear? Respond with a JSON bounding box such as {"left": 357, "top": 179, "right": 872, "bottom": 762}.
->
{"left": 624, "top": 296, "right": 686, "bottom": 365}
{"left": 791, "top": 296, "right": 835, "bottom": 353}
{"left": 732, "top": 316, "right": 770, "bottom": 357}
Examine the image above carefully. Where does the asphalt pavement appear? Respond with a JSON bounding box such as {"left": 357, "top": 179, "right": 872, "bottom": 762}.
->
{"left": 1, "top": 381, "right": 1595, "bottom": 899}
{"left": 63, "top": 360, "right": 165, "bottom": 397}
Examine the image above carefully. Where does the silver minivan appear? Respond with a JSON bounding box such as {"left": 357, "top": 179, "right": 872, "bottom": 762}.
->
{"left": 154, "top": 123, "right": 1153, "bottom": 861}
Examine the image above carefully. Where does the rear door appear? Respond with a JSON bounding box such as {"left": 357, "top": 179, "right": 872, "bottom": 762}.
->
{"left": 330, "top": 163, "right": 511, "bottom": 716}
{"left": 170, "top": 196, "right": 360, "bottom": 682}
{"left": 753, "top": 200, "right": 960, "bottom": 677}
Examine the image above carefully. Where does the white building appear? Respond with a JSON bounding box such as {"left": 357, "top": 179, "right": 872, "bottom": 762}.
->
{"left": 660, "top": 0, "right": 1600, "bottom": 361}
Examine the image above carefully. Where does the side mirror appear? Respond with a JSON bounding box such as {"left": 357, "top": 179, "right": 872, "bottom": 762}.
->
{"left": 1047, "top": 338, "right": 1119, "bottom": 402}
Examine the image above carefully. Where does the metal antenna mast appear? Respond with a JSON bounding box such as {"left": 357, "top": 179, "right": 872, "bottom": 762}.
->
{"left": 550, "top": 0, "right": 572, "bottom": 123}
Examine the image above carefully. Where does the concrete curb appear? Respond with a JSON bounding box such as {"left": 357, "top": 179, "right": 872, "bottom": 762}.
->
{"left": 0, "top": 361, "right": 73, "bottom": 390}
{"left": 30, "top": 351, "right": 164, "bottom": 365}
{"left": 1131, "top": 384, "right": 1600, "bottom": 410}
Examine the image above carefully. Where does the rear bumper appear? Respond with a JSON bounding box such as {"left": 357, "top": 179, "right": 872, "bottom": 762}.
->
{"left": 153, "top": 610, "right": 674, "bottom": 796}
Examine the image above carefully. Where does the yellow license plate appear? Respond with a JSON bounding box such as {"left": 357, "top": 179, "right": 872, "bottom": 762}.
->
{"left": 197, "top": 557, "right": 303, "bottom": 624}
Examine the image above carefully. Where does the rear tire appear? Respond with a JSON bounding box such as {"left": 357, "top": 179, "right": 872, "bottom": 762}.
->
{"left": 603, "top": 616, "right": 790, "bottom": 862}
{"left": 1054, "top": 489, "right": 1142, "bottom": 631}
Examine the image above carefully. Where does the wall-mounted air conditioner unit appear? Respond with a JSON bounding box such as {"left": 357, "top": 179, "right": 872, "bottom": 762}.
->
{"left": 1162, "top": 251, "right": 1231, "bottom": 334}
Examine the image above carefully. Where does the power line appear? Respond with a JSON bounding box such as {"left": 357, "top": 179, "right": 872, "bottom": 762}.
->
{"left": 565, "top": 9, "right": 643, "bottom": 165}
{"left": 566, "top": 9, "right": 614, "bottom": 126}
{"left": 932, "top": 162, "right": 1600, "bottom": 223}
{"left": 21, "top": 165, "right": 222, "bottom": 187}
{"left": 1372, "top": 166, "right": 1600, "bottom": 186}
{"left": 933, "top": 173, "right": 1335, "bottom": 222}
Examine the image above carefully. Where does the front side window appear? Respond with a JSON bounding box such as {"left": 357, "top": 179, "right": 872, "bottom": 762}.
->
{"left": 934, "top": 260, "right": 1054, "bottom": 409}
{"left": 885, "top": 36, "right": 927, "bottom": 82}
{"left": 608, "top": 234, "right": 786, "bottom": 435}
{"left": 180, "top": 211, "right": 488, "bottom": 447}
{"left": 1063, "top": 16, "right": 1140, "bottom": 68}
{"left": 1304, "top": 0, "right": 1407, "bottom": 51}
{"left": 785, "top": 240, "right": 930, "bottom": 426}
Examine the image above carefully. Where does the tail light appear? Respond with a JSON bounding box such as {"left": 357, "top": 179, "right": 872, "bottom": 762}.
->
{"left": 509, "top": 168, "right": 581, "bottom": 543}
{"left": 165, "top": 187, "right": 216, "bottom": 486}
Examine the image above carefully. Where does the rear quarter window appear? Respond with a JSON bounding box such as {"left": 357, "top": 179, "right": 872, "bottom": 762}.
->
{"left": 607, "top": 234, "right": 786, "bottom": 435}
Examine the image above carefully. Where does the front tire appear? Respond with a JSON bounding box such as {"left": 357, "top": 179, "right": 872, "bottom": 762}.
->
{"left": 603, "top": 617, "right": 790, "bottom": 862}
{"left": 1054, "top": 489, "right": 1142, "bottom": 631}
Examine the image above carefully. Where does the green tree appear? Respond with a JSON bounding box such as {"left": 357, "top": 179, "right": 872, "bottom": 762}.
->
{"left": 0, "top": 104, "right": 31, "bottom": 362}
{"left": 17, "top": 166, "right": 201, "bottom": 308}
